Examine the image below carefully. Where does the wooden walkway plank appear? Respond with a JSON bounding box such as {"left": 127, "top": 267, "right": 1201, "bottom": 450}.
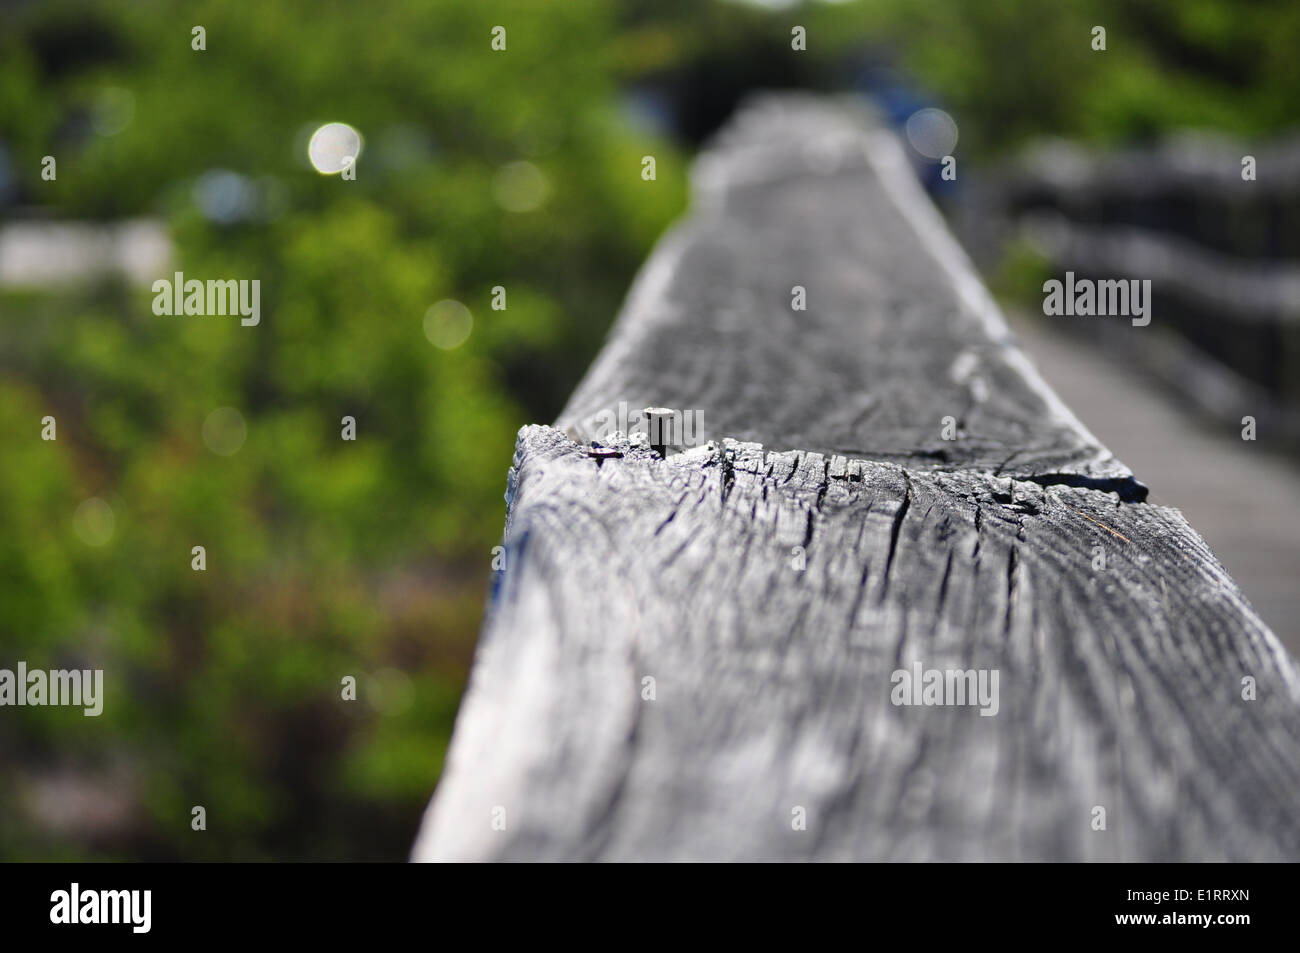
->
{"left": 413, "top": 94, "right": 1300, "bottom": 862}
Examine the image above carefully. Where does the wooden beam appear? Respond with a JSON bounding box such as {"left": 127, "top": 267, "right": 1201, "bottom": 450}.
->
{"left": 413, "top": 94, "right": 1300, "bottom": 862}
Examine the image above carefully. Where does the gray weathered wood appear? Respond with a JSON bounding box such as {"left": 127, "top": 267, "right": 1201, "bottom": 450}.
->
{"left": 413, "top": 94, "right": 1300, "bottom": 862}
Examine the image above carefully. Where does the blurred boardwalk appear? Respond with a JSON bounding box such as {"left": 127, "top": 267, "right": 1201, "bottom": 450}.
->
{"left": 1010, "top": 312, "right": 1300, "bottom": 659}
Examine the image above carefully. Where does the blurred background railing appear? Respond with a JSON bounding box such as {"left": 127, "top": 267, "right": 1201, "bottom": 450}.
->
{"left": 955, "top": 134, "right": 1300, "bottom": 448}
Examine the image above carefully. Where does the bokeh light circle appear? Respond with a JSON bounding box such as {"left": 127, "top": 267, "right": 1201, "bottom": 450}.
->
{"left": 423, "top": 299, "right": 473, "bottom": 350}
{"left": 308, "top": 122, "right": 363, "bottom": 174}
{"left": 905, "top": 107, "right": 959, "bottom": 160}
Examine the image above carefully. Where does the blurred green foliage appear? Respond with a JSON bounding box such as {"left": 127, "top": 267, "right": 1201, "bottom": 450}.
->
{"left": 805, "top": 0, "right": 1300, "bottom": 156}
{"left": 1, "top": 0, "right": 1292, "bottom": 860}
{"left": 0, "top": 0, "right": 686, "bottom": 860}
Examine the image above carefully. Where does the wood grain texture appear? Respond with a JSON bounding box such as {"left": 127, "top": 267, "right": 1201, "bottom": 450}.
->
{"left": 413, "top": 94, "right": 1300, "bottom": 862}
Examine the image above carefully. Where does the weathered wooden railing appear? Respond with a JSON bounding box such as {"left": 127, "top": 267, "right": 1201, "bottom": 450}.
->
{"left": 413, "top": 94, "right": 1300, "bottom": 862}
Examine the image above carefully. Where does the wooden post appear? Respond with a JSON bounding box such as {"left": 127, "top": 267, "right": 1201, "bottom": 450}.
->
{"left": 413, "top": 94, "right": 1300, "bottom": 862}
